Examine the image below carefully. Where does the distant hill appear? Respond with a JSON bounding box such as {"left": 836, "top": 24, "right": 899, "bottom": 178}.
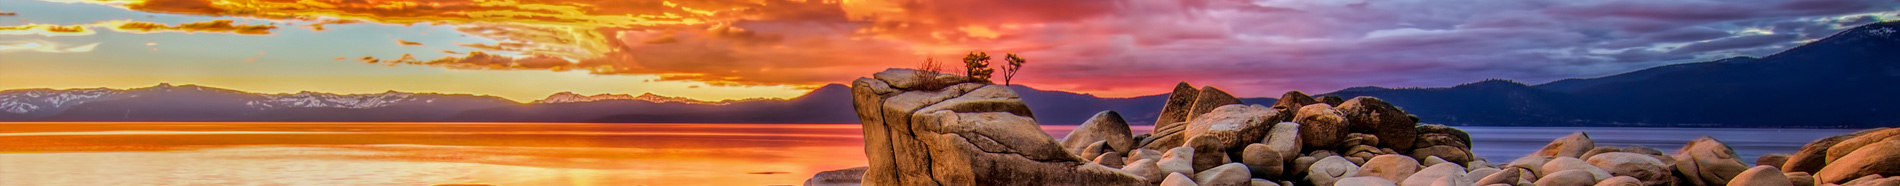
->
{"left": 1324, "top": 21, "right": 1900, "bottom": 128}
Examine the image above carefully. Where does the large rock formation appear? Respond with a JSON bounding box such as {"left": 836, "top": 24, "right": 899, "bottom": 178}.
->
{"left": 1064, "top": 111, "right": 1138, "bottom": 155}
{"left": 851, "top": 69, "right": 1146, "bottom": 185}
{"left": 1336, "top": 97, "right": 1419, "bottom": 152}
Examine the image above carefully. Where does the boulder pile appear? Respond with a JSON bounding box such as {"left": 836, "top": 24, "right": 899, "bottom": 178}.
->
{"left": 810, "top": 69, "right": 1900, "bottom": 186}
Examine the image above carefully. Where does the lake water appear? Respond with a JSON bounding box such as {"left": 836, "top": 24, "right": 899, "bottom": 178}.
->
{"left": 0, "top": 123, "right": 1864, "bottom": 186}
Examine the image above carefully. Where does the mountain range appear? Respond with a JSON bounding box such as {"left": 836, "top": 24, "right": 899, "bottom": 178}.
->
{"left": 3, "top": 22, "right": 1895, "bottom": 128}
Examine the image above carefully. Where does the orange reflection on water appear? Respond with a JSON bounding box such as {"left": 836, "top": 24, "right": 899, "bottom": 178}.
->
{"left": 0, "top": 122, "right": 869, "bottom": 186}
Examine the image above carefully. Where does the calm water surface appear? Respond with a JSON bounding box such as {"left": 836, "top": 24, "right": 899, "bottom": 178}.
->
{"left": 0, "top": 122, "right": 1862, "bottom": 186}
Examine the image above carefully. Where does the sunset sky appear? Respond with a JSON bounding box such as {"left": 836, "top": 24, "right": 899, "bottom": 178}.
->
{"left": 1, "top": 0, "right": 1895, "bottom": 102}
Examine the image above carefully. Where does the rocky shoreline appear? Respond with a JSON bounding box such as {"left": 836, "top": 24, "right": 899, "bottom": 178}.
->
{"left": 810, "top": 69, "right": 1900, "bottom": 186}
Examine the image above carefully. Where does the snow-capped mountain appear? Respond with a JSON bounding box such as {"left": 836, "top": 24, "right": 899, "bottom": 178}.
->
{"left": 251, "top": 90, "right": 471, "bottom": 109}
{"left": 0, "top": 83, "right": 514, "bottom": 116}
{"left": 0, "top": 87, "right": 123, "bottom": 115}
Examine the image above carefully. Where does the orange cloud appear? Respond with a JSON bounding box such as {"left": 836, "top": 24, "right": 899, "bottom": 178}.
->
{"left": 396, "top": 39, "right": 423, "bottom": 46}
{"left": 0, "top": 11, "right": 16, "bottom": 16}
{"left": 1, "top": 23, "right": 96, "bottom": 36}
{"left": 69, "top": 0, "right": 1122, "bottom": 87}
{"left": 2, "top": 20, "right": 278, "bottom": 36}
{"left": 112, "top": 20, "right": 277, "bottom": 35}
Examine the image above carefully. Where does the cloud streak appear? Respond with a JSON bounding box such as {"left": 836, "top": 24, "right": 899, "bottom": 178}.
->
{"left": 0, "top": 41, "right": 99, "bottom": 53}
{"left": 1, "top": 19, "right": 278, "bottom": 36}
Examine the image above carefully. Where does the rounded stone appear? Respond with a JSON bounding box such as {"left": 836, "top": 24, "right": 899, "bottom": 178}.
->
{"left": 1355, "top": 154, "right": 1422, "bottom": 184}
{"left": 1726, "top": 165, "right": 1791, "bottom": 186}
{"left": 1536, "top": 169, "right": 1601, "bottom": 186}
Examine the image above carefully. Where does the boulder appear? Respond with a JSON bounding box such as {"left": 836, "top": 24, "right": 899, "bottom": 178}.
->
{"left": 1315, "top": 95, "right": 1346, "bottom": 106}
{"left": 1083, "top": 141, "right": 1110, "bottom": 161}
{"left": 1252, "top": 178, "right": 1280, "bottom": 186}
{"left": 1544, "top": 157, "right": 1612, "bottom": 181}
{"left": 1308, "top": 156, "right": 1361, "bottom": 186}
{"left": 1824, "top": 128, "right": 1900, "bottom": 164}
{"left": 1295, "top": 104, "right": 1349, "bottom": 150}
{"left": 1196, "top": 163, "right": 1253, "bottom": 186}
{"left": 804, "top": 166, "right": 869, "bottom": 186}
{"left": 1476, "top": 167, "right": 1532, "bottom": 186}
{"left": 1187, "top": 86, "right": 1246, "bottom": 122}
{"left": 1355, "top": 155, "right": 1423, "bottom": 184}
{"left": 1839, "top": 175, "right": 1885, "bottom": 185}
{"left": 1161, "top": 172, "right": 1200, "bottom": 186}
{"left": 1469, "top": 168, "right": 1503, "bottom": 184}
{"left": 1536, "top": 131, "right": 1596, "bottom": 158}
{"left": 1756, "top": 154, "right": 1789, "bottom": 170}
{"left": 1469, "top": 159, "right": 1497, "bottom": 172}
{"left": 1143, "top": 122, "right": 1193, "bottom": 150}
{"left": 852, "top": 70, "right": 1146, "bottom": 185}
{"left": 1272, "top": 91, "right": 1318, "bottom": 114}
{"left": 1345, "top": 145, "right": 1384, "bottom": 163}
{"left": 1814, "top": 140, "right": 1900, "bottom": 185}
{"left": 1130, "top": 149, "right": 1164, "bottom": 165}
{"left": 1097, "top": 152, "right": 1127, "bottom": 168}
{"left": 1422, "top": 156, "right": 1450, "bottom": 167}
{"left": 1412, "top": 124, "right": 1475, "bottom": 165}
{"left": 1123, "top": 159, "right": 1167, "bottom": 184}
{"left": 1427, "top": 174, "right": 1474, "bottom": 186}
{"left": 1263, "top": 122, "right": 1303, "bottom": 162}
{"left": 1336, "top": 97, "right": 1419, "bottom": 151}
{"left": 1338, "top": 176, "right": 1401, "bottom": 186}
{"left": 1505, "top": 156, "right": 1553, "bottom": 176}
{"left": 1581, "top": 146, "right": 1678, "bottom": 169}
{"left": 1240, "top": 144, "right": 1285, "bottom": 179}
{"left": 1538, "top": 169, "right": 1602, "bottom": 186}
{"left": 1155, "top": 82, "right": 1201, "bottom": 128}
{"left": 1403, "top": 163, "right": 1468, "bottom": 186}
{"left": 1412, "top": 146, "right": 1473, "bottom": 168}
{"left": 1161, "top": 146, "right": 1198, "bottom": 176}
{"left": 1344, "top": 133, "right": 1382, "bottom": 147}
{"left": 1182, "top": 104, "right": 1283, "bottom": 154}
{"left": 1587, "top": 152, "right": 1675, "bottom": 186}
{"left": 1675, "top": 136, "right": 1749, "bottom": 186}
{"left": 1841, "top": 176, "right": 1900, "bottom": 186}
{"left": 1728, "top": 166, "right": 1791, "bottom": 186}
{"left": 1597, "top": 176, "right": 1645, "bottom": 186}
{"left": 1783, "top": 128, "right": 1885, "bottom": 173}
{"left": 1292, "top": 156, "right": 1321, "bottom": 177}
{"left": 1064, "top": 111, "right": 1138, "bottom": 155}
{"left": 1784, "top": 172, "right": 1814, "bottom": 186}
{"left": 1414, "top": 124, "right": 1473, "bottom": 149}
{"left": 1190, "top": 135, "right": 1233, "bottom": 172}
